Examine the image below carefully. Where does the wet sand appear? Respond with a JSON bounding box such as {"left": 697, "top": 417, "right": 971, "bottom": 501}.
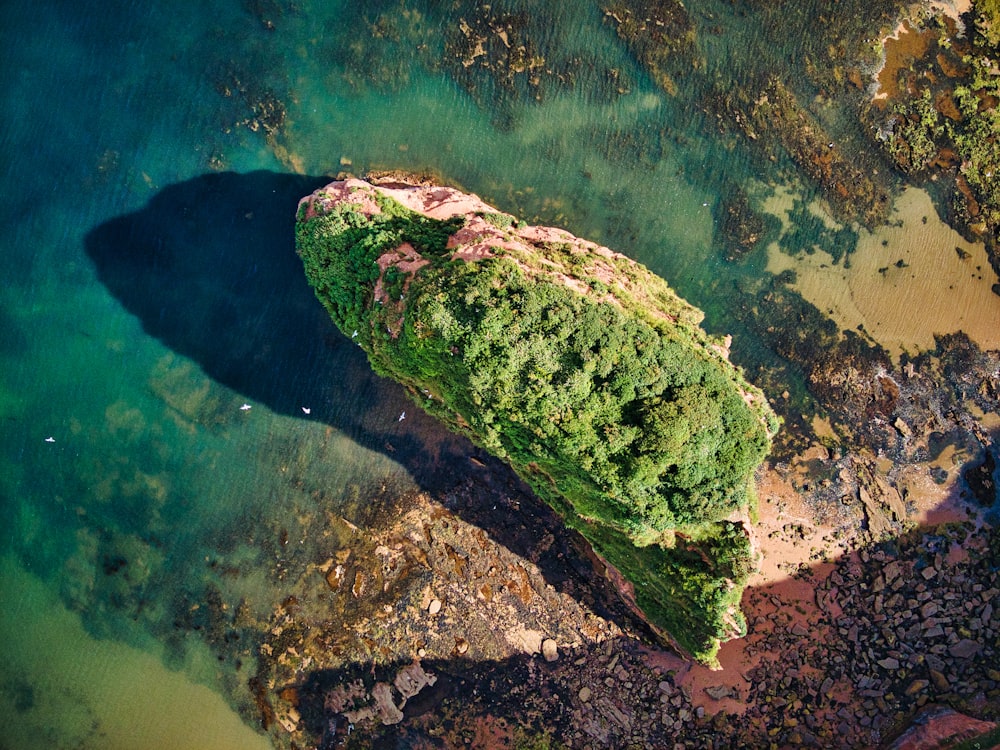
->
{"left": 678, "top": 468, "right": 842, "bottom": 715}
{"left": 766, "top": 187, "right": 1000, "bottom": 360}
{"left": 677, "top": 440, "right": 977, "bottom": 717}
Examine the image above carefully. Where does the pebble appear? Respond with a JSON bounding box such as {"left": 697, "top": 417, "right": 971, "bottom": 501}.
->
{"left": 705, "top": 685, "right": 733, "bottom": 700}
{"left": 578, "top": 686, "right": 592, "bottom": 702}
{"left": 906, "top": 679, "right": 929, "bottom": 695}
{"left": 428, "top": 598, "right": 442, "bottom": 615}
{"left": 542, "top": 638, "right": 559, "bottom": 662}
{"left": 927, "top": 673, "right": 949, "bottom": 695}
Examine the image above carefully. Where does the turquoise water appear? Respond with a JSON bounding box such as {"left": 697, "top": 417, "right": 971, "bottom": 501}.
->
{"left": 0, "top": 0, "right": 911, "bottom": 746}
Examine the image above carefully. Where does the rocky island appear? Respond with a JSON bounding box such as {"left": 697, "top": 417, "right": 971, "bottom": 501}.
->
{"left": 296, "top": 176, "right": 777, "bottom": 665}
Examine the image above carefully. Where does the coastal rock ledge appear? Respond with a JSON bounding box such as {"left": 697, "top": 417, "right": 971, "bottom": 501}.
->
{"left": 296, "top": 177, "right": 777, "bottom": 664}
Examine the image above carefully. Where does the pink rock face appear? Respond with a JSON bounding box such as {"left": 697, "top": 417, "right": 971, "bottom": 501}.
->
{"left": 888, "top": 705, "right": 996, "bottom": 750}
{"left": 301, "top": 178, "right": 664, "bottom": 318}
{"left": 297, "top": 179, "right": 383, "bottom": 221}
{"left": 373, "top": 183, "right": 500, "bottom": 220}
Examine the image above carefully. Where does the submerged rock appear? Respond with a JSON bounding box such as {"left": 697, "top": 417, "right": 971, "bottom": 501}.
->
{"left": 296, "top": 177, "right": 776, "bottom": 664}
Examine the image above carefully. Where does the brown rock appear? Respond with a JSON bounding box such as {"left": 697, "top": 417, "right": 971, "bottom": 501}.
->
{"left": 325, "top": 564, "right": 345, "bottom": 591}
{"left": 705, "top": 685, "right": 734, "bottom": 700}
{"left": 372, "top": 682, "right": 404, "bottom": 725}
{"left": 929, "top": 669, "right": 950, "bottom": 691}
{"left": 906, "top": 679, "right": 929, "bottom": 696}
{"left": 394, "top": 661, "right": 437, "bottom": 700}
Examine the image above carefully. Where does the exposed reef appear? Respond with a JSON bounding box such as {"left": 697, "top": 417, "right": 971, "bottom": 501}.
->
{"left": 296, "top": 176, "right": 777, "bottom": 664}
{"left": 711, "top": 75, "right": 894, "bottom": 229}
{"left": 601, "top": 0, "right": 697, "bottom": 96}
{"left": 863, "top": 1, "right": 1000, "bottom": 268}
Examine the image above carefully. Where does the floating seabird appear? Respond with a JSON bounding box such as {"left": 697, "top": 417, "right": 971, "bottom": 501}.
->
{"left": 398, "top": 411, "right": 406, "bottom": 422}
{"left": 44, "top": 436, "right": 55, "bottom": 443}
{"left": 240, "top": 403, "right": 252, "bottom": 411}
{"left": 302, "top": 407, "right": 311, "bottom": 415}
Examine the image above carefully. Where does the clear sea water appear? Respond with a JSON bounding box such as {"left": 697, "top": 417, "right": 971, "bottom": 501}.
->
{"left": 0, "top": 0, "right": 970, "bottom": 746}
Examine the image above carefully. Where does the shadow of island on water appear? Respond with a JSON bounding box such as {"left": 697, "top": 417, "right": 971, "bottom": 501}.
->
{"left": 83, "top": 169, "right": 653, "bottom": 637}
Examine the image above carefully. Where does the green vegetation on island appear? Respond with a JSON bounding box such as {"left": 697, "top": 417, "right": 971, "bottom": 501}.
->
{"left": 296, "top": 180, "right": 777, "bottom": 664}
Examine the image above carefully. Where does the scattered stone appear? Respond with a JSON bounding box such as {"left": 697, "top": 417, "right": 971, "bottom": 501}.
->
{"left": 353, "top": 568, "right": 371, "bottom": 597}
{"left": 372, "top": 682, "right": 404, "bottom": 725}
{"left": 542, "top": 638, "right": 559, "bottom": 662}
{"left": 428, "top": 598, "right": 442, "bottom": 615}
{"left": 325, "top": 564, "right": 345, "bottom": 591}
{"left": 579, "top": 686, "right": 592, "bottom": 702}
{"left": 878, "top": 657, "right": 900, "bottom": 670}
{"left": 394, "top": 661, "right": 437, "bottom": 700}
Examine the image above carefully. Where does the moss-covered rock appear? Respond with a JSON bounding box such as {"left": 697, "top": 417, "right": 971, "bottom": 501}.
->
{"left": 296, "top": 177, "right": 777, "bottom": 664}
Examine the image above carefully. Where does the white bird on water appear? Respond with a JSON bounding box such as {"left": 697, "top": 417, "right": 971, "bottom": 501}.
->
{"left": 398, "top": 411, "right": 406, "bottom": 422}
{"left": 302, "top": 407, "right": 311, "bottom": 415}
{"left": 240, "top": 403, "right": 252, "bottom": 411}
{"left": 44, "top": 436, "right": 55, "bottom": 443}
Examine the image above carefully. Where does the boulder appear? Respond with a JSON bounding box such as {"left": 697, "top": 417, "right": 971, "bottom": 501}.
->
{"left": 889, "top": 705, "right": 997, "bottom": 750}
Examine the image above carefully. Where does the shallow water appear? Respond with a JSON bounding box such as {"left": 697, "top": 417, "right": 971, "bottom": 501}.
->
{"left": 1, "top": 0, "right": 993, "bottom": 746}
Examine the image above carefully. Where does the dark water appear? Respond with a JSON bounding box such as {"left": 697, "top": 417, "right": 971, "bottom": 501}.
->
{"left": 0, "top": 0, "right": 941, "bottom": 746}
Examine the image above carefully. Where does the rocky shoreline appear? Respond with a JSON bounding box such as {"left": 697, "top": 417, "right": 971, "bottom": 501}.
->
{"left": 244, "top": 164, "right": 1000, "bottom": 747}
{"left": 237, "top": 212, "right": 999, "bottom": 748}
{"left": 234, "top": 298, "right": 1000, "bottom": 748}
{"left": 245, "top": 465, "right": 997, "bottom": 749}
